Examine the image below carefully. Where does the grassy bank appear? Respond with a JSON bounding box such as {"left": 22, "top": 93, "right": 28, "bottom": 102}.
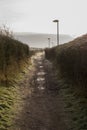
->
{"left": 0, "top": 57, "right": 33, "bottom": 130}
{"left": 0, "top": 86, "right": 17, "bottom": 129}
{"left": 45, "top": 34, "right": 87, "bottom": 129}
{"left": 57, "top": 78, "right": 87, "bottom": 130}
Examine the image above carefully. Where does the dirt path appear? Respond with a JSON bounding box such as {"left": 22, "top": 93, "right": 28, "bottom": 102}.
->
{"left": 12, "top": 52, "right": 69, "bottom": 130}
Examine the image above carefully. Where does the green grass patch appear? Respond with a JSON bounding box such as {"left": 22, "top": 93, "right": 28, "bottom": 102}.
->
{"left": 58, "top": 79, "right": 87, "bottom": 130}
{"left": 0, "top": 86, "right": 17, "bottom": 129}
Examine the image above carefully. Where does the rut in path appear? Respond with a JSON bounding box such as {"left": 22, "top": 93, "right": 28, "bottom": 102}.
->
{"left": 14, "top": 53, "right": 69, "bottom": 130}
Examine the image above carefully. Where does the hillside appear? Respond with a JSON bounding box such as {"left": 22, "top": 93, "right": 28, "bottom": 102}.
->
{"left": 14, "top": 32, "right": 73, "bottom": 48}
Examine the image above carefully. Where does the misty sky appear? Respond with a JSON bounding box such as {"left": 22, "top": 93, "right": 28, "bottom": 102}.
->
{"left": 0, "top": 0, "right": 87, "bottom": 36}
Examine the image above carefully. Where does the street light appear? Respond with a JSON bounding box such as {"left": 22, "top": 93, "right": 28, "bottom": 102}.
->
{"left": 48, "top": 38, "right": 50, "bottom": 48}
{"left": 53, "top": 19, "right": 59, "bottom": 45}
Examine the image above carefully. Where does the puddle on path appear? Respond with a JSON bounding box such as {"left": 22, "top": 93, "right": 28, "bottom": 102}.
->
{"left": 38, "top": 85, "right": 45, "bottom": 90}
{"left": 37, "top": 77, "right": 45, "bottom": 82}
{"left": 37, "top": 72, "right": 46, "bottom": 76}
{"left": 39, "top": 66, "right": 43, "bottom": 69}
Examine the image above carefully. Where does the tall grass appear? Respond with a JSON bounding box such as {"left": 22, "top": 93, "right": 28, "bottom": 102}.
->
{"left": 45, "top": 34, "right": 87, "bottom": 88}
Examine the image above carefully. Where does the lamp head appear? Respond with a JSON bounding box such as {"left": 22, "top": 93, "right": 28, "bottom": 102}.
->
{"left": 53, "top": 19, "right": 59, "bottom": 22}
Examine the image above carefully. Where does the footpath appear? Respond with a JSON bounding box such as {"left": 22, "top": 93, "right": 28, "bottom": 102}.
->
{"left": 12, "top": 52, "right": 70, "bottom": 130}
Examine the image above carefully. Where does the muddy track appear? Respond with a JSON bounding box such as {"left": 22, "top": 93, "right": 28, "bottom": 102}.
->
{"left": 13, "top": 53, "right": 69, "bottom": 130}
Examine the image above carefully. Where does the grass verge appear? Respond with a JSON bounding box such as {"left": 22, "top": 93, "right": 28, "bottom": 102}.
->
{"left": 58, "top": 78, "right": 87, "bottom": 130}
{"left": 0, "top": 57, "right": 33, "bottom": 130}
{"left": 0, "top": 86, "right": 18, "bottom": 130}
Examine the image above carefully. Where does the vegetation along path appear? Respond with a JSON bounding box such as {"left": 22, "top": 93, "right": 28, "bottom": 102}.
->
{"left": 12, "top": 52, "right": 70, "bottom": 130}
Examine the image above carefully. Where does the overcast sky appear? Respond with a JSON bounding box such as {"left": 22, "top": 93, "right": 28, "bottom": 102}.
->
{"left": 0, "top": 0, "right": 87, "bottom": 36}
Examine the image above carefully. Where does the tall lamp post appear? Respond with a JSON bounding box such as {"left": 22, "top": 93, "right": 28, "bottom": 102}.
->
{"left": 48, "top": 38, "right": 50, "bottom": 48}
{"left": 53, "top": 19, "right": 59, "bottom": 45}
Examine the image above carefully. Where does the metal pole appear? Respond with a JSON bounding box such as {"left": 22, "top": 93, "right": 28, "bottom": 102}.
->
{"left": 57, "top": 21, "right": 59, "bottom": 45}
{"left": 53, "top": 19, "right": 59, "bottom": 45}
{"left": 48, "top": 38, "right": 50, "bottom": 48}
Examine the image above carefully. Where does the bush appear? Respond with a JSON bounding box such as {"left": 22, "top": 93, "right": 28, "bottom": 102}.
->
{"left": 0, "top": 27, "right": 30, "bottom": 86}
{"left": 45, "top": 34, "right": 87, "bottom": 87}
